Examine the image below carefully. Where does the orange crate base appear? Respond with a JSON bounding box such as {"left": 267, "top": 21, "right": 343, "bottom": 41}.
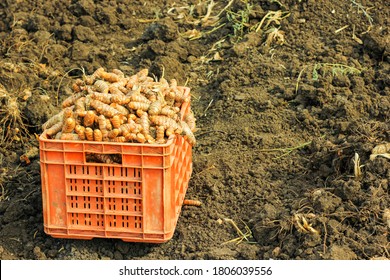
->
{"left": 39, "top": 104, "right": 192, "bottom": 243}
{"left": 45, "top": 231, "right": 175, "bottom": 244}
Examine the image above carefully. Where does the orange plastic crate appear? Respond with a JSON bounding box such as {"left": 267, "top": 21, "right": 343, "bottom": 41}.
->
{"left": 39, "top": 101, "right": 193, "bottom": 243}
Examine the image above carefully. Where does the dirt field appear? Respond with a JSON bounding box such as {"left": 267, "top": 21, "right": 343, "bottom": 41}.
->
{"left": 0, "top": 0, "right": 389, "bottom": 260}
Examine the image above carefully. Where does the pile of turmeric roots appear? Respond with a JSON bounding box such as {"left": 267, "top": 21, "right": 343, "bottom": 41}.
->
{"left": 42, "top": 68, "right": 196, "bottom": 146}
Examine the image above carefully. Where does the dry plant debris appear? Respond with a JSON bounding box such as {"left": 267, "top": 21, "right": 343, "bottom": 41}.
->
{"left": 264, "top": 27, "right": 285, "bottom": 48}
{"left": 383, "top": 209, "right": 390, "bottom": 229}
{"left": 369, "top": 143, "right": 390, "bottom": 160}
{"left": 222, "top": 218, "right": 255, "bottom": 245}
{"left": 0, "top": 84, "right": 29, "bottom": 145}
{"left": 42, "top": 68, "right": 197, "bottom": 149}
{"left": 292, "top": 213, "right": 320, "bottom": 235}
{"left": 19, "top": 146, "right": 39, "bottom": 165}
{"left": 254, "top": 10, "right": 290, "bottom": 33}
{"left": 353, "top": 152, "right": 363, "bottom": 179}
{"left": 172, "top": 1, "right": 291, "bottom": 63}
{"left": 258, "top": 136, "right": 321, "bottom": 159}
{"left": 172, "top": 0, "right": 234, "bottom": 40}
{"left": 0, "top": 168, "right": 7, "bottom": 202}
{"left": 350, "top": 0, "right": 374, "bottom": 28}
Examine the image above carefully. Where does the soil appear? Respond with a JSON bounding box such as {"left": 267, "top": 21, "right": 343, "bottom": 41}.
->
{"left": 0, "top": 0, "right": 389, "bottom": 260}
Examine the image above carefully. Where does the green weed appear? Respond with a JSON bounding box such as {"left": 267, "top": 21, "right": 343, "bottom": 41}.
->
{"left": 296, "top": 63, "right": 362, "bottom": 93}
